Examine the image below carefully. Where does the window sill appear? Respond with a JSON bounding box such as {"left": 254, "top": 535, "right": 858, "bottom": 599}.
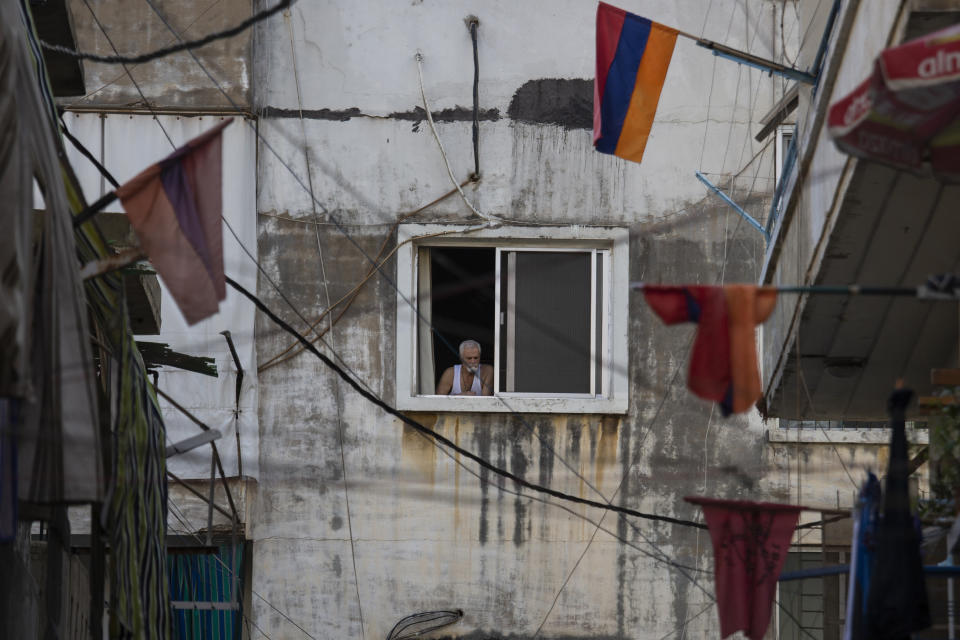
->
{"left": 767, "top": 428, "right": 928, "bottom": 445}
{"left": 396, "top": 394, "right": 628, "bottom": 415}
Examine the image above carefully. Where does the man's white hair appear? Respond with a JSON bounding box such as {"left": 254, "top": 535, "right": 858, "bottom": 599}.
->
{"left": 459, "top": 339, "right": 481, "bottom": 356}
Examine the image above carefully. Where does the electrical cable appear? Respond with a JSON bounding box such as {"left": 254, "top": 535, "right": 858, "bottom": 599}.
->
{"left": 226, "top": 274, "right": 706, "bottom": 531}
{"left": 232, "top": 262, "right": 719, "bottom": 627}
{"left": 77, "top": 8, "right": 841, "bottom": 636}
{"left": 256, "top": 184, "right": 471, "bottom": 373}
{"left": 59, "top": 118, "right": 120, "bottom": 189}
{"left": 42, "top": 0, "right": 292, "bottom": 64}
{"left": 469, "top": 18, "right": 480, "bottom": 178}
{"left": 79, "top": 0, "right": 176, "bottom": 150}
{"left": 63, "top": 0, "right": 228, "bottom": 107}
{"left": 126, "top": 7, "right": 702, "bottom": 603}
{"left": 414, "top": 52, "right": 499, "bottom": 223}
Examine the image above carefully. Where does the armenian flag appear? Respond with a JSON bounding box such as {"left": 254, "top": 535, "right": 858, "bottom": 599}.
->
{"left": 117, "top": 119, "right": 231, "bottom": 325}
{"left": 594, "top": 2, "right": 677, "bottom": 163}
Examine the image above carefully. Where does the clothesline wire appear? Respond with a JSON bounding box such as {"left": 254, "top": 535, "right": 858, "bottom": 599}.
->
{"left": 41, "top": 0, "right": 293, "bottom": 65}
{"left": 630, "top": 282, "right": 954, "bottom": 298}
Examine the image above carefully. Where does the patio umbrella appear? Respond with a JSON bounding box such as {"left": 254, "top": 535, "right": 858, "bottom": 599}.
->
{"left": 828, "top": 22, "right": 960, "bottom": 180}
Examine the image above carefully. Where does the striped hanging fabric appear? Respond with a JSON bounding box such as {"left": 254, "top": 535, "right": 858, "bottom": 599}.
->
{"left": 13, "top": 1, "right": 173, "bottom": 636}
{"left": 168, "top": 544, "right": 245, "bottom": 639}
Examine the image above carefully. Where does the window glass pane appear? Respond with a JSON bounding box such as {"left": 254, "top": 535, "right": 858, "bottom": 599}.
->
{"left": 511, "top": 251, "right": 591, "bottom": 393}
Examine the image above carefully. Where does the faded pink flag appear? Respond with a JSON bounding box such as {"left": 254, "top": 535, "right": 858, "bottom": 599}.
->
{"left": 117, "top": 119, "right": 232, "bottom": 324}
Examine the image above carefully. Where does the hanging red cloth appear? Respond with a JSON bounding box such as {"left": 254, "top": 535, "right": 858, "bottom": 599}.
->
{"left": 643, "top": 285, "right": 777, "bottom": 415}
{"left": 685, "top": 497, "right": 802, "bottom": 640}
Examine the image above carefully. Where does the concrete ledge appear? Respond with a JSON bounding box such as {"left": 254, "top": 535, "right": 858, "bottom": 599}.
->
{"left": 767, "top": 428, "right": 929, "bottom": 445}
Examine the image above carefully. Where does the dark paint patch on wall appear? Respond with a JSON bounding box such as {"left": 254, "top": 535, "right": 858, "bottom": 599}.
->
{"left": 261, "top": 106, "right": 362, "bottom": 120}
{"left": 389, "top": 105, "right": 500, "bottom": 123}
{"left": 508, "top": 78, "right": 593, "bottom": 130}
{"left": 261, "top": 105, "right": 500, "bottom": 125}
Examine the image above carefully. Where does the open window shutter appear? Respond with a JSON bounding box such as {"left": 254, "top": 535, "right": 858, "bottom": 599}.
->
{"left": 416, "top": 247, "right": 435, "bottom": 394}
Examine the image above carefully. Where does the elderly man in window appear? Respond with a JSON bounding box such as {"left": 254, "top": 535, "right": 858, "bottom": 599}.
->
{"left": 436, "top": 340, "right": 493, "bottom": 396}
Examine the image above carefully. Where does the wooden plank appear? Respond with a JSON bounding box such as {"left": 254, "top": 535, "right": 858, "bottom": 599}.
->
{"left": 931, "top": 368, "right": 960, "bottom": 386}
{"left": 165, "top": 429, "right": 222, "bottom": 458}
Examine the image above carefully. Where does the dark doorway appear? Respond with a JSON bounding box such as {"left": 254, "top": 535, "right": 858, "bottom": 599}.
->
{"left": 429, "top": 246, "right": 496, "bottom": 377}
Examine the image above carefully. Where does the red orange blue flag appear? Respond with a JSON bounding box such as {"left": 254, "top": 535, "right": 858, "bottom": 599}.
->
{"left": 594, "top": 2, "right": 677, "bottom": 163}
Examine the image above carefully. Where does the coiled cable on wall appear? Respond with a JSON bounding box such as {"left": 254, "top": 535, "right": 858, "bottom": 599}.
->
{"left": 386, "top": 609, "right": 463, "bottom": 640}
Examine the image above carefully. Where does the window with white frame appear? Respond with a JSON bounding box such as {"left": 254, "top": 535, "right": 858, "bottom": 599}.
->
{"left": 394, "top": 224, "right": 629, "bottom": 413}
{"left": 775, "top": 124, "right": 795, "bottom": 188}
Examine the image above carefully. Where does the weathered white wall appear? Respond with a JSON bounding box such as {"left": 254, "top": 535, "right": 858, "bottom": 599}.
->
{"left": 255, "top": 0, "right": 780, "bottom": 225}
{"left": 249, "top": 2, "right": 798, "bottom": 639}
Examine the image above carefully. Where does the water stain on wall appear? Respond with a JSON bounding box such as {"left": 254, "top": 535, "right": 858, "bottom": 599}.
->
{"left": 400, "top": 413, "right": 439, "bottom": 487}
{"left": 595, "top": 416, "right": 620, "bottom": 489}
{"left": 473, "top": 425, "right": 493, "bottom": 545}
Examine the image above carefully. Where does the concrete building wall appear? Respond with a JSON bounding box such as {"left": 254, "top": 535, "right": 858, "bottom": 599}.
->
{"left": 47, "top": 0, "right": 917, "bottom": 637}
{"left": 249, "top": 2, "right": 794, "bottom": 638}
{"left": 64, "top": 0, "right": 253, "bottom": 109}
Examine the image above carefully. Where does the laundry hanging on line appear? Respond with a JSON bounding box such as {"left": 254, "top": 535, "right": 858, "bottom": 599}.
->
{"left": 685, "top": 496, "right": 802, "bottom": 640}
{"left": 642, "top": 285, "right": 777, "bottom": 415}
{"left": 864, "top": 388, "right": 930, "bottom": 639}
{"left": 117, "top": 119, "right": 232, "bottom": 325}
{"left": 842, "top": 472, "right": 880, "bottom": 640}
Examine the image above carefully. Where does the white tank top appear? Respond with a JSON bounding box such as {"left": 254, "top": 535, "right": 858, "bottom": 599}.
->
{"left": 452, "top": 364, "right": 483, "bottom": 395}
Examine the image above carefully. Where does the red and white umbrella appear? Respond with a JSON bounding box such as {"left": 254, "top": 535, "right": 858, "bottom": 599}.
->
{"left": 828, "top": 23, "right": 960, "bottom": 180}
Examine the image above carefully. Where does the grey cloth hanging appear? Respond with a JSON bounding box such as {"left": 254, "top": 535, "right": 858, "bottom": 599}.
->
{"left": 0, "top": 0, "right": 102, "bottom": 504}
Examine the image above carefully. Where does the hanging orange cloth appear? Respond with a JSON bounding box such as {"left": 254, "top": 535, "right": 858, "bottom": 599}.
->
{"left": 643, "top": 285, "right": 777, "bottom": 415}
